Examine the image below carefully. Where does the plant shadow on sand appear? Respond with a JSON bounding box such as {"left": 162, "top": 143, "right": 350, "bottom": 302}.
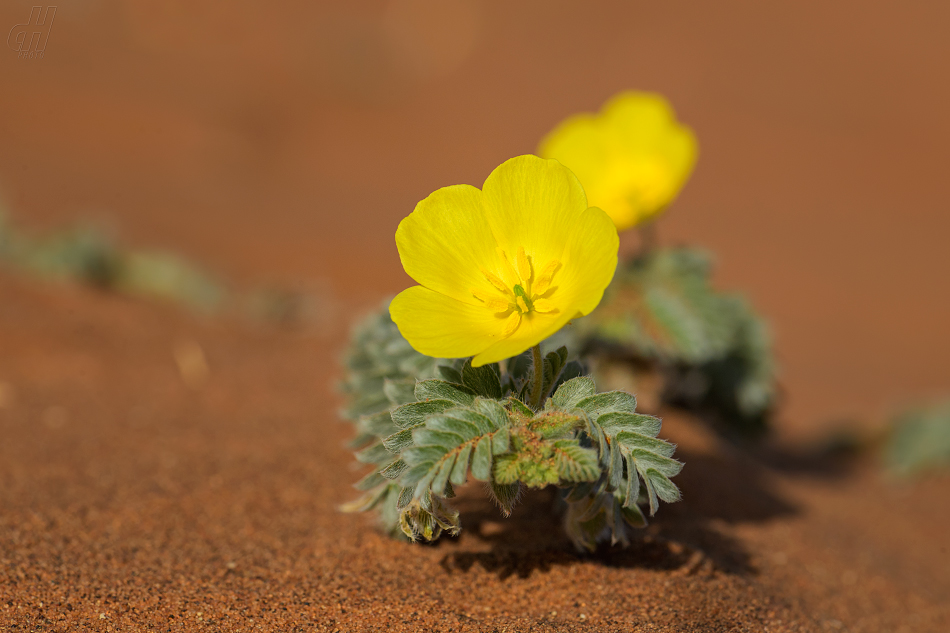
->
{"left": 437, "top": 445, "right": 801, "bottom": 580}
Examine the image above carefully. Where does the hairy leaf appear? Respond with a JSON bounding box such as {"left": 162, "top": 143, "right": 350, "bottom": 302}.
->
{"left": 550, "top": 376, "right": 596, "bottom": 410}
{"left": 414, "top": 379, "right": 476, "bottom": 406}
{"left": 391, "top": 400, "right": 457, "bottom": 429}
{"left": 461, "top": 359, "right": 503, "bottom": 399}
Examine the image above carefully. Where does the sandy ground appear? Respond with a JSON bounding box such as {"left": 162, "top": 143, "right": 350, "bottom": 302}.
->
{"left": 1, "top": 0, "right": 949, "bottom": 630}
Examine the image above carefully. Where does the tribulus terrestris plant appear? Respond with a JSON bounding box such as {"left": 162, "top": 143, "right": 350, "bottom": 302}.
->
{"left": 342, "top": 155, "right": 682, "bottom": 550}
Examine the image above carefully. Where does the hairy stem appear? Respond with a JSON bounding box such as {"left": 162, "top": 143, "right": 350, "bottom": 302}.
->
{"left": 529, "top": 344, "right": 544, "bottom": 409}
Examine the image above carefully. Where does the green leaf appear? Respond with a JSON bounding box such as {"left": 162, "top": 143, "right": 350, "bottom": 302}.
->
{"left": 401, "top": 444, "right": 448, "bottom": 465}
{"left": 541, "top": 346, "right": 569, "bottom": 396}
{"left": 382, "top": 427, "right": 417, "bottom": 453}
{"left": 414, "top": 379, "right": 476, "bottom": 406}
{"left": 550, "top": 376, "right": 595, "bottom": 410}
{"left": 354, "top": 470, "right": 387, "bottom": 491}
{"left": 461, "top": 359, "right": 503, "bottom": 399}
{"left": 627, "top": 448, "right": 683, "bottom": 477}
{"left": 553, "top": 440, "right": 600, "bottom": 482}
{"left": 474, "top": 398, "right": 510, "bottom": 429}
{"left": 357, "top": 410, "right": 399, "bottom": 438}
{"left": 380, "top": 459, "right": 408, "bottom": 480}
{"left": 398, "top": 407, "right": 512, "bottom": 498}
{"left": 623, "top": 456, "right": 640, "bottom": 509}
{"left": 614, "top": 431, "right": 677, "bottom": 458}
{"left": 551, "top": 360, "right": 585, "bottom": 395}
{"left": 470, "top": 436, "right": 494, "bottom": 481}
{"left": 488, "top": 481, "right": 521, "bottom": 517}
{"left": 492, "top": 454, "right": 521, "bottom": 485}
{"left": 384, "top": 378, "right": 417, "bottom": 406}
{"left": 507, "top": 397, "right": 534, "bottom": 418}
{"left": 597, "top": 411, "right": 662, "bottom": 438}
{"left": 391, "top": 400, "right": 457, "bottom": 429}
{"left": 449, "top": 443, "right": 473, "bottom": 486}
{"left": 527, "top": 410, "right": 586, "bottom": 439}
{"left": 620, "top": 500, "right": 647, "bottom": 528}
{"left": 339, "top": 484, "right": 392, "bottom": 514}
{"left": 431, "top": 455, "right": 457, "bottom": 496}
{"left": 355, "top": 442, "right": 392, "bottom": 465}
{"left": 437, "top": 365, "right": 463, "bottom": 384}
{"left": 440, "top": 408, "right": 497, "bottom": 435}
{"left": 491, "top": 426, "right": 510, "bottom": 454}
{"left": 576, "top": 391, "right": 637, "bottom": 418}
{"left": 396, "top": 486, "right": 414, "bottom": 510}
{"left": 413, "top": 428, "right": 465, "bottom": 451}
{"left": 646, "top": 468, "right": 682, "bottom": 503}
{"left": 608, "top": 438, "right": 623, "bottom": 489}
{"left": 425, "top": 414, "right": 481, "bottom": 441}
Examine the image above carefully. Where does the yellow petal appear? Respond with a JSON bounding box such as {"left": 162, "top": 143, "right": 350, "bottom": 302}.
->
{"left": 538, "top": 91, "right": 698, "bottom": 231}
{"left": 601, "top": 91, "right": 679, "bottom": 148}
{"left": 481, "top": 155, "right": 589, "bottom": 268}
{"left": 390, "top": 286, "right": 509, "bottom": 359}
{"left": 396, "top": 184, "right": 497, "bottom": 305}
{"left": 473, "top": 310, "right": 574, "bottom": 366}
{"left": 551, "top": 204, "right": 619, "bottom": 318}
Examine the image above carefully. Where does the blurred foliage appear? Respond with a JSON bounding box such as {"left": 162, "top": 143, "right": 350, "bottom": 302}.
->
{"left": 0, "top": 211, "right": 325, "bottom": 326}
{"left": 576, "top": 247, "right": 777, "bottom": 436}
{"left": 885, "top": 400, "right": 950, "bottom": 478}
{"left": 0, "top": 211, "right": 224, "bottom": 309}
{"left": 340, "top": 306, "right": 443, "bottom": 421}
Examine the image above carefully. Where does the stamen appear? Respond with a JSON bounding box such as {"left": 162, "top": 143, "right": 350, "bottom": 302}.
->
{"left": 532, "top": 298, "right": 558, "bottom": 313}
{"left": 501, "top": 311, "right": 521, "bottom": 338}
{"left": 480, "top": 268, "right": 511, "bottom": 296}
{"left": 516, "top": 295, "right": 530, "bottom": 313}
{"left": 472, "top": 289, "right": 512, "bottom": 312}
{"left": 532, "top": 260, "right": 561, "bottom": 296}
{"left": 496, "top": 248, "right": 522, "bottom": 285}
{"left": 515, "top": 247, "right": 532, "bottom": 283}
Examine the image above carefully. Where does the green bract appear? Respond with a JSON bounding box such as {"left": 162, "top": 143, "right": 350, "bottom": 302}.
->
{"left": 342, "top": 346, "right": 682, "bottom": 552}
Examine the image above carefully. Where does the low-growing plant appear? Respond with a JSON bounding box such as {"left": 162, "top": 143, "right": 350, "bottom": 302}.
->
{"left": 343, "top": 348, "right": 681, "bottom": 551}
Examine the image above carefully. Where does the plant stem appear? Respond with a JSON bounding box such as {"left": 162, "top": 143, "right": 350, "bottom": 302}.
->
{"left": 529, "top": 344, "right": 544, "bottom": 410}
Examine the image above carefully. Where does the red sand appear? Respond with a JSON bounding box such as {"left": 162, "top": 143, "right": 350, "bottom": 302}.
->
{"left": 1, "top": 1, "right": 949, "bottom": 630}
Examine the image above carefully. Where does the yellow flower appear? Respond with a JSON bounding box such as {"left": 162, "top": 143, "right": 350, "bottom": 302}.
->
{"left": 390, "top": 155, "right": 618, "bottom": 367}
{"left": 538, "top": 91, "right": 698, "bottom": 231}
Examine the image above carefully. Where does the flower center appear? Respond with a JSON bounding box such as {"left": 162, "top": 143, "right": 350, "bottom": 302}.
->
{"left": 471, "top": 247, "right": 561, "bottom": 339}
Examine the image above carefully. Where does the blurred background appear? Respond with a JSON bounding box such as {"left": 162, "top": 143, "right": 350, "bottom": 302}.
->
{"left": 2, "top": 0, "right": 949, "bottom": 436}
